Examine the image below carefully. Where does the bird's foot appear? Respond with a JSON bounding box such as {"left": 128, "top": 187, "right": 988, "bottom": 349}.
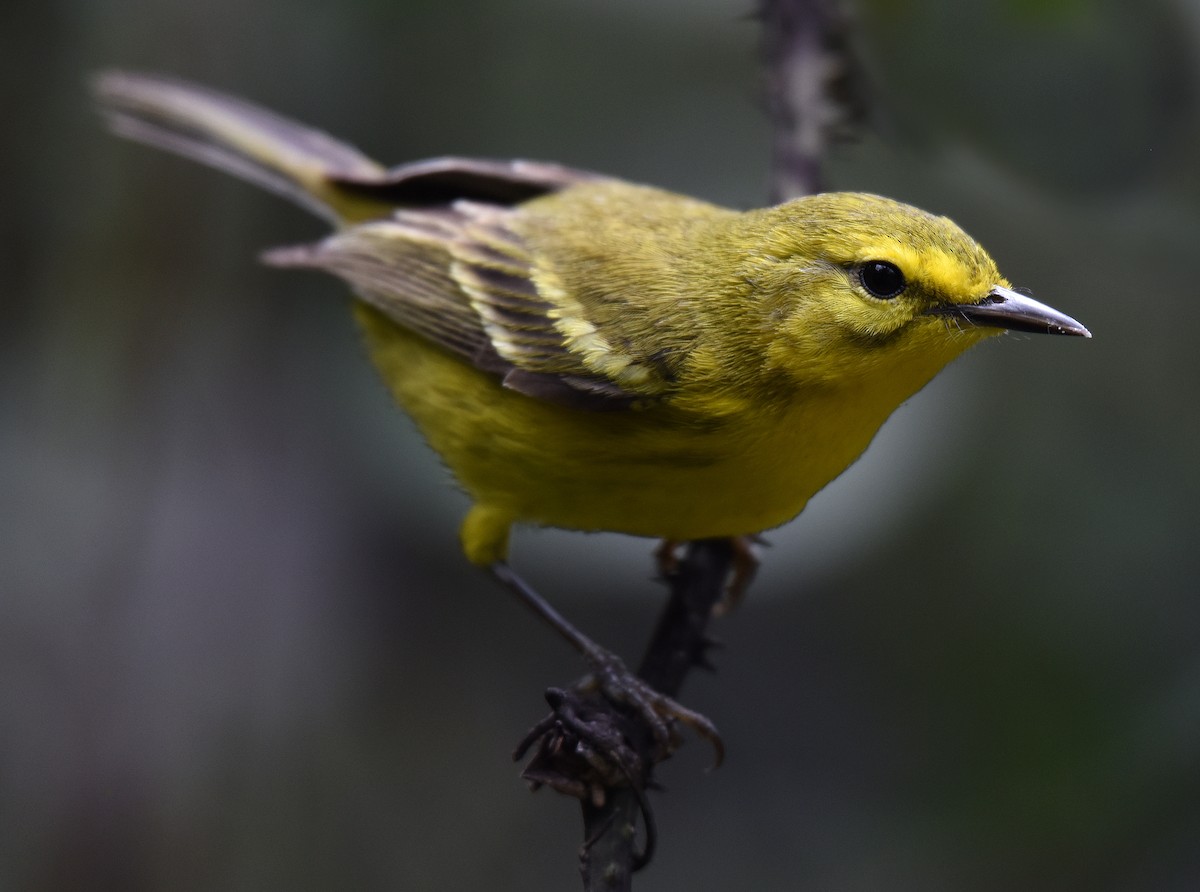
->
{"left": 578, "top": 646, "right": 724, "bottom": 768}
{"left": 514, "top": 651, "right": 723, "bottom": 803}
{"left": 656, "top": 534, "right": 767, "bottom": 616}
{"left": 515, "top": 687, "right": 646, "bottom": 799}
{"left": 492, "top": 559, "right": 723, "bottom": 768}
{"left": 514, "top": 687, "right": 661, "bottom": 870}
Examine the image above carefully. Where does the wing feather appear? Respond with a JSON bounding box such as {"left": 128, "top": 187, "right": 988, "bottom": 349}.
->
{"left": 264, "top": 197, "right": 664, "bottom": 409}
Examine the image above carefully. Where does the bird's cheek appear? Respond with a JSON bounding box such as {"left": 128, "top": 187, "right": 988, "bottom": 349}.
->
{"left": 768, "top": 314, "right": 847, "bottom": 384}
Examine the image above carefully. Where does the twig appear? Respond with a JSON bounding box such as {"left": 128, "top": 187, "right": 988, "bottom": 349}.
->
{"left": 759, "top": 0, "right": 867, "bottom": 200}
{"left": 577, "top": 540, "right": 734, "bottom": 891}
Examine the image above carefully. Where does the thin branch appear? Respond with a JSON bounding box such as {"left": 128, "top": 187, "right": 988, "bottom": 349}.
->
{"left": 577, "top": 540, "right": 734, "bottom": 890}
{"left": 759, "top": 0, "right": 867, "bottom": 200}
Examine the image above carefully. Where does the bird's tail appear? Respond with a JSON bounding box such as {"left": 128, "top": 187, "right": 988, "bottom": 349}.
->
{"left": 92, "top": 70, "right": 394, "bottom": 223}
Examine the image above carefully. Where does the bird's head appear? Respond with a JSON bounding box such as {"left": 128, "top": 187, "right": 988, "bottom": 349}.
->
{"left": 739, "top": 192, "right": 1089, "bottom": 387}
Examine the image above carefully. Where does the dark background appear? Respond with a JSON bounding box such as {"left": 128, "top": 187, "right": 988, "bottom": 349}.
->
{"left": 5, "top": 0, "right": 1200, "bottom": 889}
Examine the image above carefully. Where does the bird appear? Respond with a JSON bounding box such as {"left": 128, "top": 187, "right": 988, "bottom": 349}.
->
{"left": 94, "top": 70, "right": 1090, "bottom": 761}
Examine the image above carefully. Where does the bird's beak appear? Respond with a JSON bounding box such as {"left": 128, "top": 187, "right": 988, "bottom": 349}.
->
{"left": 929, "top": 285, "right": 1091, "bottom": 338}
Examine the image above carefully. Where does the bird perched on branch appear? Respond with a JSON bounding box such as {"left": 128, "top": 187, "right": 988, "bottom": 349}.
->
{"left": 94, "top": 71, "right": 1090, "bottom": 760}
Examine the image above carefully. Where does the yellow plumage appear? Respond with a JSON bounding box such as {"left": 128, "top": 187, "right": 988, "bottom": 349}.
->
{"left": 94, "top": 71, "right": 1089, "bottom": 571}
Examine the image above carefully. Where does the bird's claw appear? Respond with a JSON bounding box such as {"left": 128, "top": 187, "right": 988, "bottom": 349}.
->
{"left": 656, "top": 535, "right": 766, "bottom": 618}
{"left": 714, "top": 534, "right": 767, "bottom": 616}
{"left": 579, "top": 650, "right": 725, "bottom": 769}
{"left": 513, "top": 687, "right": 662, "bottom": 870}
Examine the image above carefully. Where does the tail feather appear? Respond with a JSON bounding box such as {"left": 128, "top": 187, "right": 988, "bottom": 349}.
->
{"left": 92, "top": 70, "right": 390, "bottom": 222}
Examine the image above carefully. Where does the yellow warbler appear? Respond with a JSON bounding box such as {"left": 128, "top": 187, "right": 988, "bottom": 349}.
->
{"left": 94, "top": 72, "right": 1089, "bottom": 755}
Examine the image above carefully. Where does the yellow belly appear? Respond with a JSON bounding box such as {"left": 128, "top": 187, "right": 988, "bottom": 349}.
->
{"left": 355, "top": 305, "right": 905, "bottom": 559}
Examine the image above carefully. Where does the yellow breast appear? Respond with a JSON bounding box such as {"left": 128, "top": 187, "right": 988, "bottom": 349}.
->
{"left": 356, "top": 302, "right": 950, "bottom": 560}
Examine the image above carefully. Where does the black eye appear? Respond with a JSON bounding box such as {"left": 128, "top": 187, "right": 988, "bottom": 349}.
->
{"left": 859, "top": 261, "right": 906, "bottom": 299}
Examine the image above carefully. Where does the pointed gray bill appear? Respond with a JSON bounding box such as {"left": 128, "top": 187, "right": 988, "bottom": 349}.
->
{"left": 929, "top": 285, "right": 1091, "bottom": 337}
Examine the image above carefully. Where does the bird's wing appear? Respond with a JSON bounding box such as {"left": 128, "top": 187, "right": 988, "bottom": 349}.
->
{"left": 265, "top": 187, "right": 671, "bottom": 410}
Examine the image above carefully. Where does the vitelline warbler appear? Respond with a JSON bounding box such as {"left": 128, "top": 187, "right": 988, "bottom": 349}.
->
{"left": 95, "top": 72, "right": 1090, "bottom": 758}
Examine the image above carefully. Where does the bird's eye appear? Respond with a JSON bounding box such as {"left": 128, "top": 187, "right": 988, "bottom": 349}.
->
{"left": 859, "top": 261, "right": 906, "bottom": 299}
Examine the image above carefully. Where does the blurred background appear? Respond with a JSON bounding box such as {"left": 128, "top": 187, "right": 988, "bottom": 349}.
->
{"left": 4, "top": 0, "right": 1200, "bottom": 888}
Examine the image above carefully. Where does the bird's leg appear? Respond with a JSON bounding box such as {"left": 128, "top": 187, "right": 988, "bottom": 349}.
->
{"left": 653, "top": 539, "right": 682, "bottom": 581}
{"left": 489, "top": 561, "right": 724, "bottom": 766}
{"left": 714, "top": 534, "right": 767, "bottom": 616}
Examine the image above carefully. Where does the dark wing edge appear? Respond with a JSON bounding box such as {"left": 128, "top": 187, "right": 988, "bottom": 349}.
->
{"left": 328, "top": 156, "right": 607, "bottom": 209}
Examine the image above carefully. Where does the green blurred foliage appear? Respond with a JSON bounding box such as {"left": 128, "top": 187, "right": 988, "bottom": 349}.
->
{"left": 4, "top": 1, "right": 1200, "bottom": 890}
